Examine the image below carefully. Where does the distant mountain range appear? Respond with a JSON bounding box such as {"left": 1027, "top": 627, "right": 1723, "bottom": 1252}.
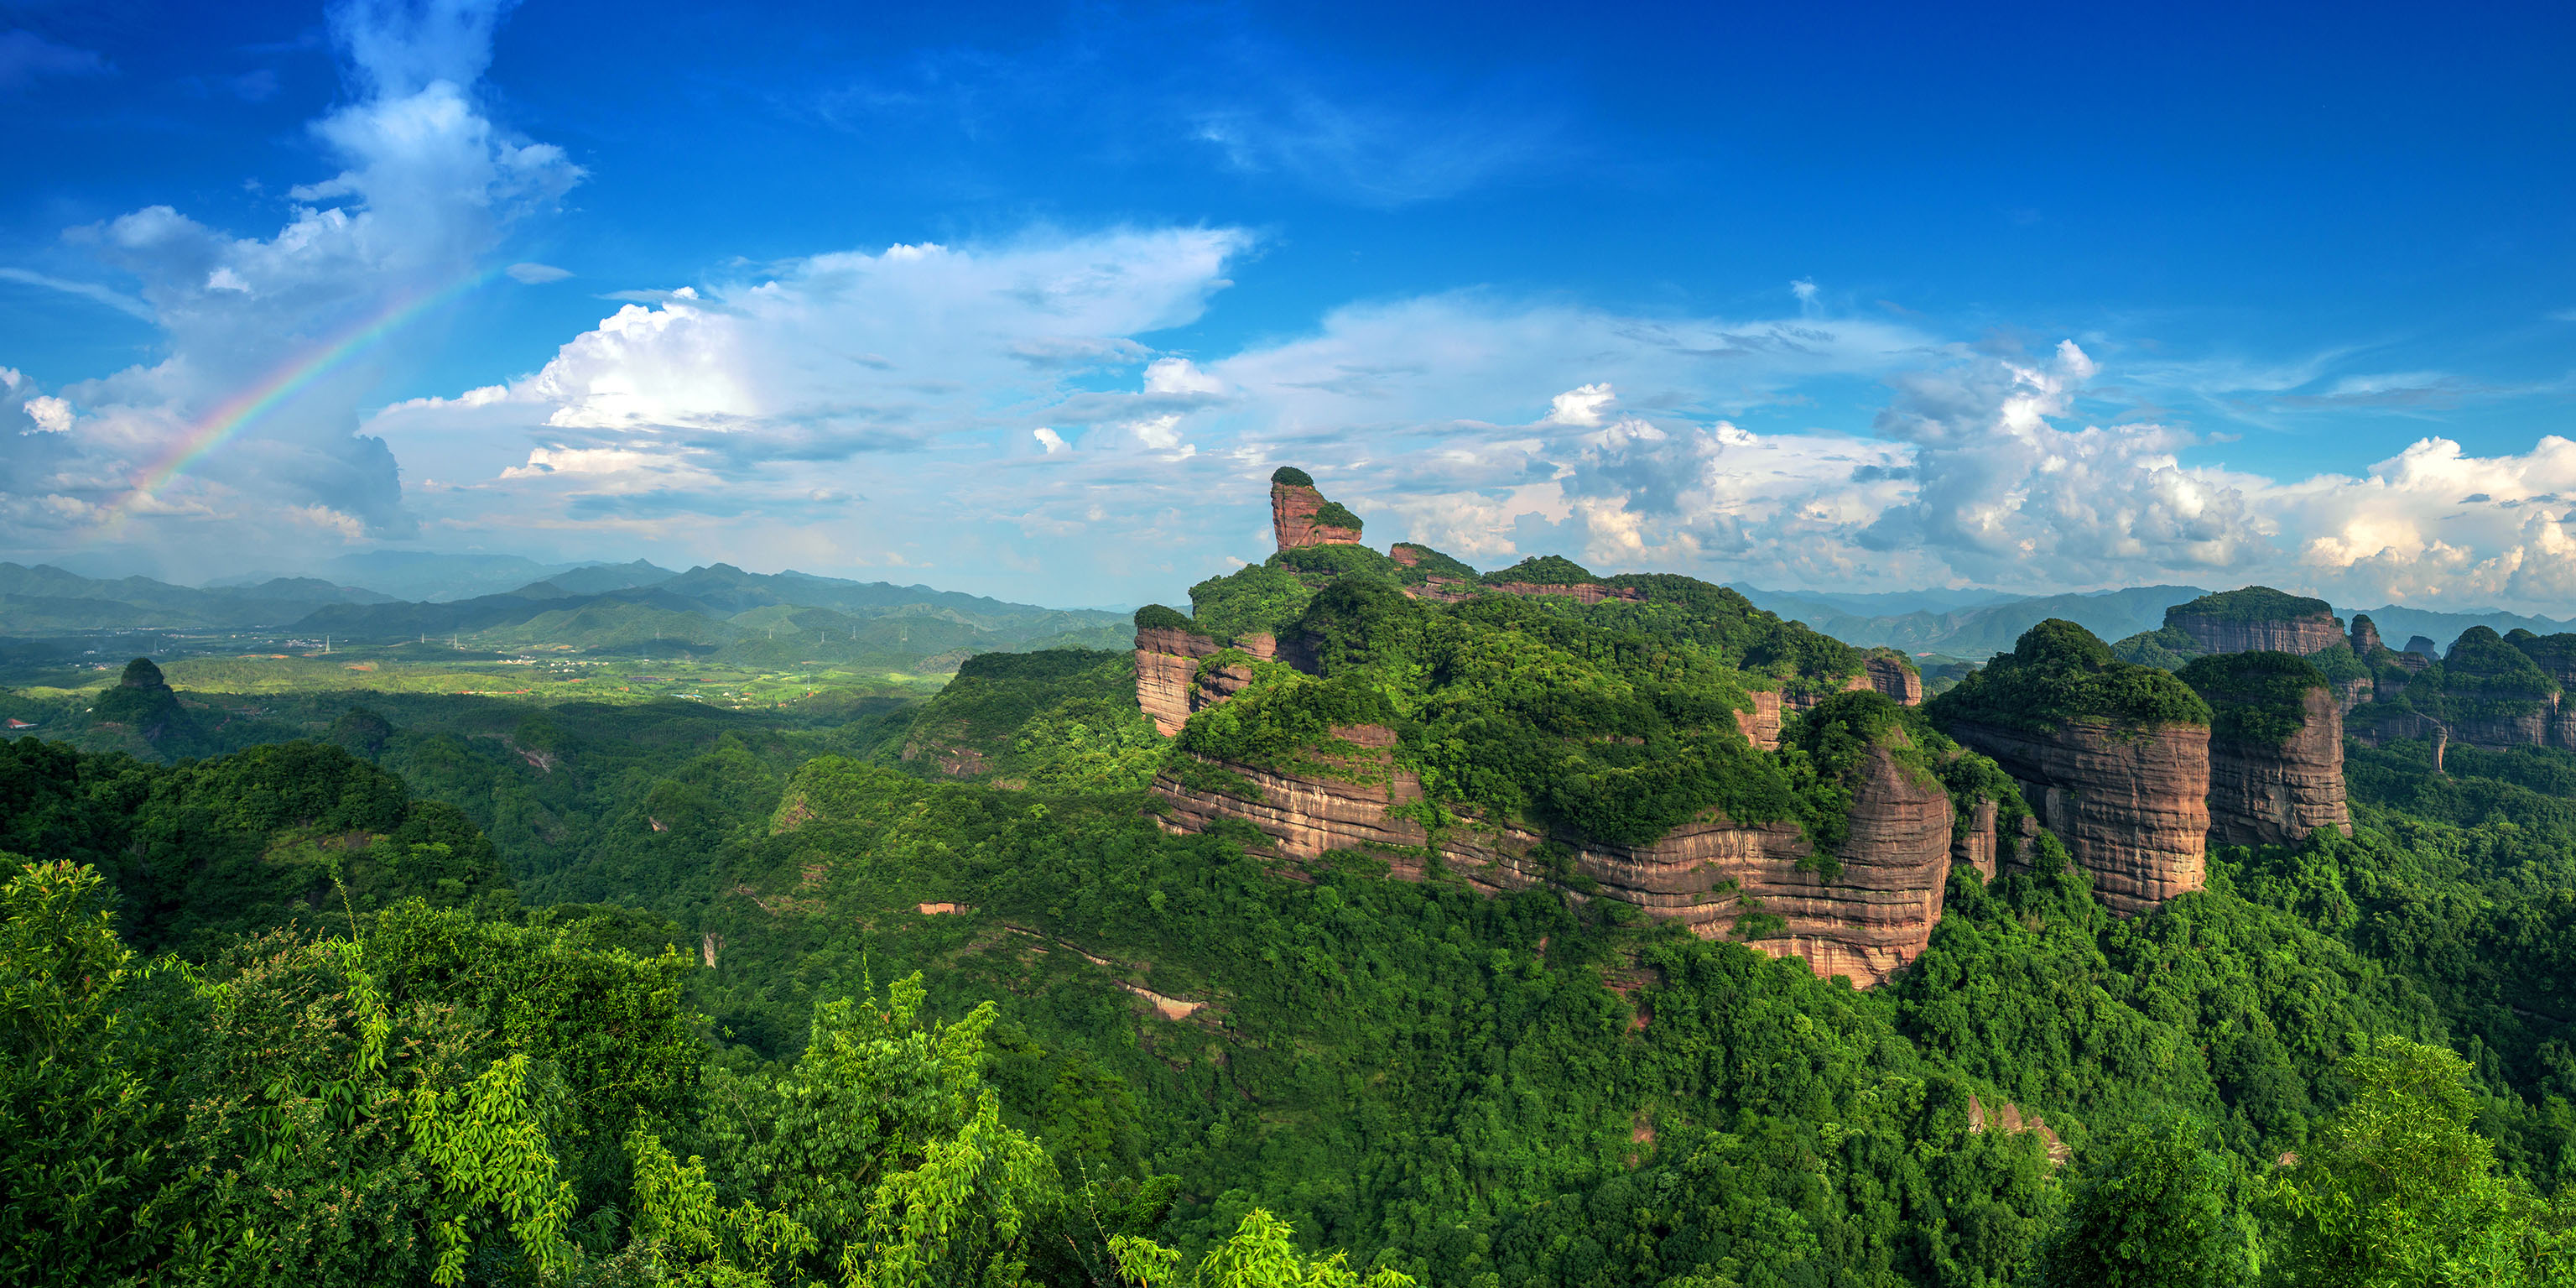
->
{"left": 0, "top": 559, "right": 1132, "bottom": 670}
{"left": 0, "top": 562, "right": 398, "bottom": 631}
{"left": 10, "top": 551, "right": 2567, "bottom": 664}
{"left": 293, "top": 562, "right": 1132, "bottom": 665}
{"left": 1730, "top": 582, "right": 2576, "bottom": 658}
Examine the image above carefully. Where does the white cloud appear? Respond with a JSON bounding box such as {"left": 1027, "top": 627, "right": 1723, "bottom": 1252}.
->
{"left": 1545, "top": 383, "right": 1616, "bottom": 427}
{"left": 22, "top": 396, "right": 71, "bottom": 435}
{"left": 507, "top": 262, "right": 572, "bottom": 284}
{"left": 1033, "top": 427, "right": 1068, "bottom": 454}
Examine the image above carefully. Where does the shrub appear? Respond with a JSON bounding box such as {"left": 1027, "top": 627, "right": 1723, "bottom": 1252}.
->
{"left": 1269, "top": 466, "right": 1314, "bottom": 488}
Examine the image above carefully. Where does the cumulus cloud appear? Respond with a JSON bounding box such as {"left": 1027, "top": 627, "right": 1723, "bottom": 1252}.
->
{"left": 22, "top": 396, "right": 72, "bottom": 435}
{"left": 364, "top": 227, "right": 1252, "bottom": 561}
{"left": 1852, "top": 339, "right": 2267, "bottom": 582}
{"left": 0, "top": 0, "right": 575, "bottom": 571}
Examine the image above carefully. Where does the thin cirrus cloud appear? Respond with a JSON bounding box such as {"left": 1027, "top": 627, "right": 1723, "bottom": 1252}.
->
{"left": 0, "top": 29, "right": 107, "bottom": 92}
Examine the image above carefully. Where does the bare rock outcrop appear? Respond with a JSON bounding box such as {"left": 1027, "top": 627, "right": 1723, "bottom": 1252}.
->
{"left": 2205, "top": 686, "right": 2351, "bottom": 847}
{"left": 2171, "top": 610, "right": 2344, "bottom": 657}
{"left": 1152, "top": 728, "right": 1954, "bottom": 987}
{"left": 1135, "top": 625, "right": 1226, "bottom": 736}
{"left": 1954, "top": 798, "right": 2001, "bottom": 881}
{"left": 1942, "top": 717, "right": 2210, "bottom": 915}
{"left": 1272, "top": 480, "right": 1362, "bottom": 550}
{"left": 2350, "top": 615, "right": 2384, "bottom": 656}
{"left": 1864, "top": 654, "right": 1924, "bottom": 707}
{"left": 1734, "top": 689, "right": 1785, "bottom": 750}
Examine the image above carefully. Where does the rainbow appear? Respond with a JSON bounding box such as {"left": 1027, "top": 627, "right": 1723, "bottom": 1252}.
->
{"left": 96, "top": 264, "right": 502, "bottom": 529}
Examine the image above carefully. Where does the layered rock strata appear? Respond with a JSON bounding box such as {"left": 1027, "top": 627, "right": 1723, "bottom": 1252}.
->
{"left": 1272, "top": 481, "right": 1362, "bottom": 550}
{"left": 2171, "top": 608, "right": 2344, "bottom": 657}
{"left": 1151, "top": 727, "right": 1955, "bottom": 987}
{"left": 1942, "top": 718, "right": 2211, "bottom": 915}
{"left": 1477, "top": 580, "right": 1644, "bottom": 605}
{"left": 2204, "top": 686, "right": 2351, "bottom": 847}
{"left": 2447, "top": 700, "right": 2562, "bottom": 751}
{"left": 1135, "top": 625, "right": 1226, "bottom": 736}
{"left": 1864, "top": 655, "right": 1924, "bottom": 707}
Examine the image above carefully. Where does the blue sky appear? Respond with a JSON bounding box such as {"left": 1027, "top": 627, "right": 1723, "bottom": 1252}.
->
{"left": 2, "top": 0, "right": 2573, "bottom": 609}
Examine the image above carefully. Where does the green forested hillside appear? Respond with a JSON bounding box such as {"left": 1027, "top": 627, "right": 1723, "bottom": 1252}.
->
{"left": 8, "top": 580, "right": 2576, "bottom": 1284}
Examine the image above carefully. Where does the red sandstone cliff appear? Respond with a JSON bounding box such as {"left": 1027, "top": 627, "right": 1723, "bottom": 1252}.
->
{"left": 1941, "top": 717, "right": 2210, "bottom": 915}
{"left": 1272, "top": 482, "right": 1363, "bottom": 550}
{"left": 1864, "top": 654, "right": 1924, "bottom": 706}
{"left": 1150, "top": 727, "right": 1954, "bottom": 987}
{"left": 2170, "top": 610, "right": 2344, "bottom": 656}
{"left": 1734, "top": 689, "right": 1785, "bottom": 750}
{"left": 1134, "top": 625, "right": 1224, "bottom": 736}
{"left": 2206, "top": 686, "right": 2351, "bottom": 848}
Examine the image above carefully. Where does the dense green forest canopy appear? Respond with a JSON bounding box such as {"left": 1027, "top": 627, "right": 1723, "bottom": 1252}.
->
{"left": 10, "top": 566, "right": 2576, "bottom": 1285}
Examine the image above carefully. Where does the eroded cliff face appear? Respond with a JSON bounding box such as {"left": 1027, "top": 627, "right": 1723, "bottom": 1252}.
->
{"left": 1734, "top": 689, "right": 1785, "bottom": 750}
{"left": 1272, "top": 482, "right": 1363, "bottom": 550}
{"left": 1951, "top": 798, "right": 2001, "bottom": 881}
{"left": 1477, "top": 580, "right": 1644, "bottom": 605}
{"left": 2446, "top": 699, "right": 2563, "bottom": 750}
{"left": 2206, "top": 686, "right": 2350, "bottom": 848}
{"left": 2171, "top": 611, "right": 2344, "bottom": 657}
{"left": 1135, "top": 625, "right": 1226, "bottom": 737}
{"left": 1942, "top": 717, "right": 2210, "bottom": 915}
{"left": 1151, "top": 727, "right": 1954, "bottom": 987}
{"left": 1864, "top": 655, "right": 1924, "bottom": 707}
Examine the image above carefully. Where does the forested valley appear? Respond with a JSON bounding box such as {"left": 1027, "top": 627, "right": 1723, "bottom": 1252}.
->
{"left": 8, "top": 570, "right": 2576, "bottom": 1286}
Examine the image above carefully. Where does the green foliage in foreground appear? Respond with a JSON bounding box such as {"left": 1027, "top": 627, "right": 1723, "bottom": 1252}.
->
{"left": 1932, "top": 619, "right": 2211, "bottom": 736}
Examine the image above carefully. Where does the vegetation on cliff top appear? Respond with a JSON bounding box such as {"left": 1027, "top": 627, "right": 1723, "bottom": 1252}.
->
{"left": 1134, "top": 603, "right": 1197, "bottom": 633}
{"left": 1931, "top": 619, "right": 2212, "bottom": 735}
{"left": 1388, "top": 542, "right": 1481, "bottom": 582}
{"left": 2164, "top": 585, "right": 2337, "bottom": 625}
{"left": 1268, "top": 466, "right": 1314, "bottom": 487}
{"left": 1174, "top": 578, "right": 1944, "bottom": 851}
{"left": 898, "top": 648, "right": 1163, "bottom": 792}
{"left": 2178, "top": 650, "right": 2329, "bottom": 744}
{"left": 1484, "top": 554, "right": 1601, "bottom": 586}
{"left": 1309, "top": 499, "right": 1365, "bottom": 532}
